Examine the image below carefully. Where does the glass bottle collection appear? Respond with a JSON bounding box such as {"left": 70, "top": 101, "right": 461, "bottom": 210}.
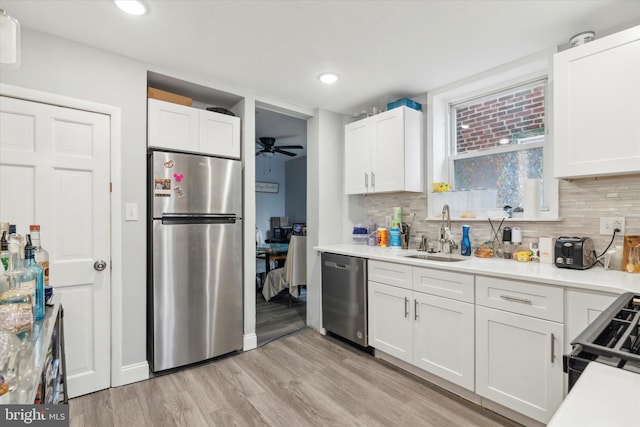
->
{"left": 0, "top": 223, "right": 50, "bottom": 343}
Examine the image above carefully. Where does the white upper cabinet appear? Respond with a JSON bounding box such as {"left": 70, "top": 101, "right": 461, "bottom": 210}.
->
{"left": 553, "top": 25, "right": 640, "bottom": 179}
{"left": 148, "top": 98, "right": 241, "bottom": 158}
{"left": 198, "top": 109, "right": 241, "bottom": 158}
{"left": 148, "top": 99, "right": 199, "bottom": 153}
{"left": 344, "top": 106, "right": 423, "bottom": 194}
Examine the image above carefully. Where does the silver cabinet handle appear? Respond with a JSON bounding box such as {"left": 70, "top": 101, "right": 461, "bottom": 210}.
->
{"left": 94, "top": 260, "right": 108, "bottom": 271}
{"left": 500, "top": 294, "right": 532, "bottom": 305}
{"left": 404, "top": 297, "right": 409, "bottom": 318}
{"left": 550, "top": 333, "right": 555, "bottom": 363}
{"left": 414, "top": 299, "right": 419, "bottom": 320}
{"left": 365, "top": 172, "right": 368, "bottom": 189}
{"left": 371, "top": 171, "right": 376, "bottom": 188}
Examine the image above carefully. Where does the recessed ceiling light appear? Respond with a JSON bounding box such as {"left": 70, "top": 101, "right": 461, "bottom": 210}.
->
{"left": 114, "top": 0, "right": 147, "bottom": 16}
{"left": 318, "top": 73, "right": 338, "bottom": 84}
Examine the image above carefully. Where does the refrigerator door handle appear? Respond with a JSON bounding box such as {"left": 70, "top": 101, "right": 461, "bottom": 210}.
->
{"left": 161, "top": 213, "right": 238, "bottom": 225}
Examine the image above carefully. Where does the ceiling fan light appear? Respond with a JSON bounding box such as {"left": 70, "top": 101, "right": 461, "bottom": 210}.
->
{"left": 318, "top": 73, "right": 338, "bottom": 84}
{"left": 114, "top": 0, "right": 147, "bottom": 16}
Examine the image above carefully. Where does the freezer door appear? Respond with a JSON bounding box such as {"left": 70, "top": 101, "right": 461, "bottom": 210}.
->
{"left": 151, "top": 219, "right": 243, "bottom": 371}
{"left": 151, "top": 151, "right": 242, "bottom": 218}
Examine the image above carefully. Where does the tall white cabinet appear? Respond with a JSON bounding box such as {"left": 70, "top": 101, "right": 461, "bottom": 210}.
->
{"left": 344, "top": 106, "right": 423, "bottom": 194}
{"left": 148, "top": 98, "right": 241, "bottom": 158}
{"left": 553, "top": 25, "right": 640, "bottom": 178}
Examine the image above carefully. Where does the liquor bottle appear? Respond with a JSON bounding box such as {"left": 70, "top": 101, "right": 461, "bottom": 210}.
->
{"left": 29, "top": 225, "right": 50, "bottom": 286}
{"left": 0, "top": 234, "right": 35, "bottom": 341}
{"left": 0, "top": 222, "right": 9, "bottom": 270}
{"left": 24, "top": 235, "right": 45, "bottom": 320}
{"left": 461, "top": 225, "right": 471, "bottom": 256}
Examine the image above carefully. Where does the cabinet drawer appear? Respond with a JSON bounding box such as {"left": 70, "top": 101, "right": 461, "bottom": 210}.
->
{"left": 476, "top": 276, "right": 563, "bottom": 322}
{"left": 368, "top": 260, "right": 412, "bottom": 290}
{"left": 413, "top": 267, "right": 474, "bottom": 303}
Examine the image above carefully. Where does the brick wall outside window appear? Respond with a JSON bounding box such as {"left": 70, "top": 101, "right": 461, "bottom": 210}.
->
{"left": 455, "top": 83, "right": 545, "bottom": 153}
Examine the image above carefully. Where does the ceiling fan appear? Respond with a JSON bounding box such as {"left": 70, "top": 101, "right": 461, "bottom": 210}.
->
{"left": 256, "top": 137, "right": 303, "bottom": 157}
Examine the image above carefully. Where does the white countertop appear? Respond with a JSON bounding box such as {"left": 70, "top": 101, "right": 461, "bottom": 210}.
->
{"left": 314, "top": 244, "right": 640, "bottom": 295}
{"left": 548, "top": 362, "right": 640, "bottom": 427}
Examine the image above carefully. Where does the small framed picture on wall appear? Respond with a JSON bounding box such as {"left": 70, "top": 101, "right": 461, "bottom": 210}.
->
{"left": 256, "top": 181, "right": 279, "bottom": 193}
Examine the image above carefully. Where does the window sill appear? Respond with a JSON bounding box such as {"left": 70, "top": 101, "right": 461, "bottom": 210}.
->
{"left": 425, "top": 216, "right": 564, "bottom": 223}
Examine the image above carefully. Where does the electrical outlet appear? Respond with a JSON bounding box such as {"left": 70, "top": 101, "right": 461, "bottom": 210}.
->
{"left": 600, "top": 216, "right": 625, "bottom": 235}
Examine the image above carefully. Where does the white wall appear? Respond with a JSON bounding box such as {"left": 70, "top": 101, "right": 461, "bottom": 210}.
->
{"left": 307, "top": 109, "right": 345, "bottom": 329}
{"left": 0, "top": 29, "right": 149, "bottom": 377}
{"left": 255, "top": 156, "right": 286, "bottom": 239}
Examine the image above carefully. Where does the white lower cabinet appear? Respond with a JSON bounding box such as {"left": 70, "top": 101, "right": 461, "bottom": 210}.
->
{"left": 367, "top": 261, "right": 475, "bottom": 391}
{"left": 565, "top": 289, "right": 616, "bottom": 354}
{"left": 368, "top": 281, "right": 413, "bottom": 362}
{"left": 413, "top": 292, "right": 475, "bottom": 391}
{"left": 475, "top": 306, "right": 564, "bottom": 424}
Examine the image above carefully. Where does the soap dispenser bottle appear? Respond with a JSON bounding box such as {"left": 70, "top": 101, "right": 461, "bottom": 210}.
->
{"left": 461, "top": 225, "right": 471, "bottom": 256}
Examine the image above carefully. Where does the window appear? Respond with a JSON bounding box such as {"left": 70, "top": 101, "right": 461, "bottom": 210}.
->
{"left": 451, "top": 79, "right": 546, "bottom": 211}
{"left": 427, "top": 51, "right": 558, "bottom": 220}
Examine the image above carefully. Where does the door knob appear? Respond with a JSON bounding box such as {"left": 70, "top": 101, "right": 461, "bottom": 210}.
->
{"left": 94, "top": 260, "right": 108, "bottom": 271}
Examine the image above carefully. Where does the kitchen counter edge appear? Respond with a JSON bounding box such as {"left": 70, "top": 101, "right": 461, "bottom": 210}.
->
{"left": 314, "top": 244, "right": 639, "bottom": 295}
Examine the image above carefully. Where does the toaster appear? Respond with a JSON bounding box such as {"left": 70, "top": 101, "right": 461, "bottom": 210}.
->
{"left": 554, "top": 237, "right": 595, "bottom": 269}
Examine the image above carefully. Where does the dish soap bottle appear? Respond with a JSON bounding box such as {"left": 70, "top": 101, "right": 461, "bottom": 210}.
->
{"left": 461, "top": 225, "right": 471, "bottom": 256}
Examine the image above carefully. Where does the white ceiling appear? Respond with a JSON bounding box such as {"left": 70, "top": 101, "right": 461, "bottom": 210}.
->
{"left": 3, "top": 0, "right": 640, "bottom": 115}
{"left": 2, "top": 0, "right": 640, "bottom": 160}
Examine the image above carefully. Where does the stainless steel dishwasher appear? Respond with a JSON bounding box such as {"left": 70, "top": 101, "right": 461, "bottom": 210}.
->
{"left": 321, "top": 252, "right": 368, "bottom": 346}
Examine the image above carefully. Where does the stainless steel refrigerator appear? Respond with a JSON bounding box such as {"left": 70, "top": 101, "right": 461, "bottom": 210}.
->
{"left": 148, "top": 150, "right": 243, "bottom": 372}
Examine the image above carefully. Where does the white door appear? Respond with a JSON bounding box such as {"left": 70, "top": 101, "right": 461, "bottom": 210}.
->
{"left": 368, "top": 281, "right": 412, "bottom": 363}
{"left": 147, "top": 98, "right": 198, "bottom": 152}
{"left": 413, "top": 293, "right": 475, "bottom": 391}
{"left": 344, "top": 120, "right": 370, "bottom": 194}
{"left": 476, "top": 306, "right": 564, "bottom": 424}
{"left": 199, "top": 110, "right": 241, "bottom": 158}
{"left": 371, "top": 108, "right": 405, "bottom": 193}
{"left": 0, "top": 96, "right": 111, "bottom": 398}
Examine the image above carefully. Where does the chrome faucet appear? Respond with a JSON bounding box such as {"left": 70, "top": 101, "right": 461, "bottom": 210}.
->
{"left": 439, "top": 204, "right": 458, "bottom": 254}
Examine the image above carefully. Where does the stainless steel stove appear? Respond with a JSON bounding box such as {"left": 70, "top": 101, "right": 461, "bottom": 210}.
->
{"left": 564, "top": 292, "right": 640, "bottom": 391}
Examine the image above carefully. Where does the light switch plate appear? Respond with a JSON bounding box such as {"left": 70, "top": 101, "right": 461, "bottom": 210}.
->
{"left": 125, "top": 203, "right": 139, "bottom": 221}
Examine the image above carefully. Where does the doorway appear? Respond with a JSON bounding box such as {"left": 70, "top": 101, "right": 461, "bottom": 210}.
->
{"left": 254, "top": 107, "right": 307, "bottom": 346}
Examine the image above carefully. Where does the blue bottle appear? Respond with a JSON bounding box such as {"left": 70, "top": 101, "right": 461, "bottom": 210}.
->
{"left": 24, "top": 235, "right": 45, "bottom": 320}
{"left": 461, "top": 225, "right": 471, "bottom": 256}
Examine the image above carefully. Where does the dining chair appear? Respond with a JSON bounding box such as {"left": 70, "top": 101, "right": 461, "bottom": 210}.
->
{"left": 262, "top": 236, "right": 306, "bottom": 305}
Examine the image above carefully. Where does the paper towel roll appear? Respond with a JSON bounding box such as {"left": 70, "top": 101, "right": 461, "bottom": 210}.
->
{"left": 523, "top": 179, "right": 540, "bottom": 219}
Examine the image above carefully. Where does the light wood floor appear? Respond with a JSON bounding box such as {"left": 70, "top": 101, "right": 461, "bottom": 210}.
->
{"left": 70, "top": 329, "right": 521, "bottom": 427}
{"left": 256, "top": 287, "right": 306, "bottom": 347}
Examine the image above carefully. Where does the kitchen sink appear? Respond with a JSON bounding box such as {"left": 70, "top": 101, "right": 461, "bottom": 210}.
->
{"left": 403, "top": 253, "right": 468, "bottom": 262}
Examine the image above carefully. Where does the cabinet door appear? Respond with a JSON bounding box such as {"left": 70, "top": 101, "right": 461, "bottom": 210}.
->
{"left": 371, "top": 108, "right": 405, "bottom": 193}
{"left": 413, "top": 293, "right": 475, "bottom": 391}
{"left": 198, "top": 110, "right": 241, "bottom": 158}
{"left": 565, "top": 289, "right": 616, "bottom": 353}
{"left": 344, "top": 120, "right": 371, "bottom": 194}
{"left": 148, "top": 99, "right": 199, "bottom": 152}
{"left": 554, "top": 26, "right": 640, "bottom": 178}
{"left": 368, "top": 281, "right": 413, "bottom": 363}
{"left": 476, "top": 306, "right": 564, "bottom": 424}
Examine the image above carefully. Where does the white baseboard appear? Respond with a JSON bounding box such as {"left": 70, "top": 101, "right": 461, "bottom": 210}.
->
{"left": 111, "top": 361, "right": 150, "bottom": 387}
{"left": 243, "top": 333, "right": 257, "bottom": 351}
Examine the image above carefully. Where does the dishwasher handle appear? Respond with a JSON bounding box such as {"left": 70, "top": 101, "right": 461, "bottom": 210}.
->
{"left": 323, "top": 261, "right": 357, "bottom": 271}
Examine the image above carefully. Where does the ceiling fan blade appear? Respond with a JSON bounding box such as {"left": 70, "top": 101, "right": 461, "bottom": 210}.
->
{"left": 274, "top": 148, "right": 297, "bottom": 157}
{"left": 275, "top": 145, "right": 303, "bottom": 149}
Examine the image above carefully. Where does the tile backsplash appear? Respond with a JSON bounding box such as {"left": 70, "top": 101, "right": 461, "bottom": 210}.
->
{"left": 360, "top": 175, "right": 640, "bottom": 258}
